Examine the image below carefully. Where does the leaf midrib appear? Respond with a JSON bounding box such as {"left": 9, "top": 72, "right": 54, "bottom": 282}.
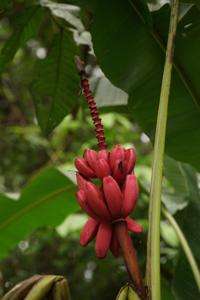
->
{"left": 0, "top": 185, "right": 75, "bottom": 231}
{"left": 128, "top": 0, "right": 200, "bottom": 110}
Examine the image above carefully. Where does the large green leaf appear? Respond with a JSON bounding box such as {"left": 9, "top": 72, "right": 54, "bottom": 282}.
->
{"left": 171, "top": 164, "right": 200, "bottom": 299}
{"left": 162, "top": 158, "right": 200, "bottom": 298}
{"left": 162, "top": 156, "right": 191, "bottom": 214}
{"left": 31, "top": 30, "right": 79, "bottom": 135}
{"left": 164, "top": 156, "right": 191, "bottom": 197}
{"left": 161, "top": 278, "right": 175, "bottom": 300}
{"left": 162, "top": 157, "right": 190, "bottom": 214}
{"left": 91, "top": 1, "right": 200, "bottom": 171}
{"left": 0, "top": 6, "right": 43, "bottom": 70}
{"left": 68, "top": 0, "right": 97, "bottom": 13}
{"left": 0, "top": 167, "right": 78, "bottom": 259}
{"left": 140, "top": 156, "right": 200, "bottom": 297}
{"left": 181, "top": 0, "right": 200, "bottom": 6}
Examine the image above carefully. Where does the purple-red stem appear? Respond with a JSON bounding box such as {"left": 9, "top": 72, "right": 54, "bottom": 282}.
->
{"left": 115, "top": 221, "right": 147, "bottom": 300}
{"left": 74, "top": 56, "right": 107, "bottom": 150}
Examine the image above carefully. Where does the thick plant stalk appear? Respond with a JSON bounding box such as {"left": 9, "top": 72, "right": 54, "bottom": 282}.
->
{"left": 162, "top": 207, "right": 200, "bottom": 291}
{"left": 115, "top": 221, "right": 146, "bottom": 300}
{"left": 146, "top": 1, "right": 179, "bottom": 299}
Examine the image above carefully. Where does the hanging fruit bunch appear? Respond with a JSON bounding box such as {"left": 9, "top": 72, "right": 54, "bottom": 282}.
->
{"left": 74, "top": 57, "right": 147, "bottom": 300}
{"left": 75, "top": 145, "right": 142, "bottom": 258}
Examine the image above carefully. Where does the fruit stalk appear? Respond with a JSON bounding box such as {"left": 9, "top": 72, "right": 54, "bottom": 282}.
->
{"left": 115, "top": 221, "right": 146, "bottom": 300}
{"left": 74, "top": 56, "right": 107, "bottom": 150}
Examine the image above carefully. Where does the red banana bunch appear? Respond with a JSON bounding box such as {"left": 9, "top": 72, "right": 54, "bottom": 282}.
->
{"left": 75, "top": 145, "right": 142, "bottom": 258}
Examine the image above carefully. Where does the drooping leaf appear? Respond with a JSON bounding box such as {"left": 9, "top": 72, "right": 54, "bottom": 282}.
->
{"left": 0, "top": 6, "right": 43, "bottom": 70}
{"left": 31, "top": 30, "right": 79, "bottom": 135}
{"left": 40, "top": 0, "right": 84, "bottom": 32}
{"left": 0, "top": 167, "right": 78, "bottom": 259}
{"left": 91, "top": 1, "right": 200, "bottom": 171}
{"left": 94, "top": 75, "right": 128, "bottom": 107}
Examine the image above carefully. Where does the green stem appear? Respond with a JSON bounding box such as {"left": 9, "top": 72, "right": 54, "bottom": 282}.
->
{"left": 146, "top": 1, "right": 179, "bottom": 299}
{"left": 162, "top": 207, "right": 200, "bottom": 291}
